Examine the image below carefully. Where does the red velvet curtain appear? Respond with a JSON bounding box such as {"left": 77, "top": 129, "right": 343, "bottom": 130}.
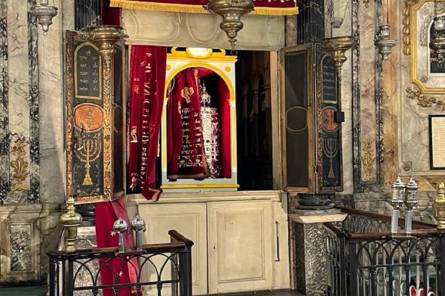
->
{"left": 127, "top": 46, "right": 167, "bottom": 200}
{"left": 95, "top": 198, "right": 139, "bottom": 296}
{"left": 167, "top": 68, "right": 207, "bottom": 179}
{"left": 101, "top": 0, "right": 122, "bottom": 26}
{"left": 217, "top": 78, "right": 231, "bottom": 178}
{"left": 167, "top": 67, "right": 231, "bottom": 179}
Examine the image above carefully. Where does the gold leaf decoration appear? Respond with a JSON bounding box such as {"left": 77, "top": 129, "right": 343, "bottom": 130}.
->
{"left": 10, "top": 139, "right": 29, "bottom": 192}
{"left": 361, "top": 139, "right": 375, "bottom": 182}
{"left": 405, "top": 85, "right": 445, "bottom": 109}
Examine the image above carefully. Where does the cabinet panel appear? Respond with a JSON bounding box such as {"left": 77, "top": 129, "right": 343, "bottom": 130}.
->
{"left": 208, "top": 201, "right": 273, "bottom": 293}
{"left": 138, "top": 203, "right": 207, "bottom": 295}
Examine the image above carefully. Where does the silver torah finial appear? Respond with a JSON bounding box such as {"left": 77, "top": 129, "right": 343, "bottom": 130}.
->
{"left": 112, "top": 218, "right": 128, "bottom": 253}
{"left": 391, "top": 175, "right": 406, "bottom": 234}
{"left": 404, "top": 177, "right": 418, "bottom": 234}
{"left": 131, "top": 215, "right": 146, "bottom": 250}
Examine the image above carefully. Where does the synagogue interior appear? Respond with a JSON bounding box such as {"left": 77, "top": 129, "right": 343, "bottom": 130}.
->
{"left": 2, "top": 0, "right": 445, "bottom": 295}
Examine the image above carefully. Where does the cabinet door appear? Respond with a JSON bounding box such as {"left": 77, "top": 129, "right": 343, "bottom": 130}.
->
{"left": 207, "top": 201, "right": 273, "bottom": 293}
{"left": 138, "top": 203, "right": 207, "bottom": 295}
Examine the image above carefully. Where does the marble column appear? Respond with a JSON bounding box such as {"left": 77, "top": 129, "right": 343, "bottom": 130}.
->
{"left": 290, "top": 210, "right": 347, "bottom": 295}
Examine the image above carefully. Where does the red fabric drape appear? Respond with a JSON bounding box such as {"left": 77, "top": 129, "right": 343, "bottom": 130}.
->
{"left": 102, "top": 0, "right": 122, "bottom": 26}
{"left": 95, "top": 198, "right": 139, "bottom": 296}
{"left": 167, "top": 67, "right": 231, "bottom": 179}
{"left": 127, "top": 46, "right": 167, "bottom": 200}
{"left": 167, "top": 68, "right": 207, "bottom": 179}
{"left": 217, "top": 79, "right": 231, "bottom": 178}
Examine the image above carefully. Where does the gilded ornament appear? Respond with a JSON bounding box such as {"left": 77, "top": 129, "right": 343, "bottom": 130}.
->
{"left": 403, "top": 1, "right": 415, "bottom": 55}
{"left": 10, "top": 139, "right": 29, "bottom": 192}
{"left": 405, "top": 85, "right": 445, "bottom": 108}
{"left": 60, "top": 196, "right": 82, "bottom": 252}
{"left": 361, "top": 139, "right": 375, "bottom": 182}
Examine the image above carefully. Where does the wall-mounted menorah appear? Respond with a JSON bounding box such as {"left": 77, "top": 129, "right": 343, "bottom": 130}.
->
{"left": 74, "top": 134, "right": 101, "bottom": 186}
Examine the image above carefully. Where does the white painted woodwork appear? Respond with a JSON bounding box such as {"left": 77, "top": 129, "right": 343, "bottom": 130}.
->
{"left": 207, "top": 201, "right": 273, "bottom": 293}
{"left": 138, "top": 203, "right": 208, "bottom": 295}
{"left": 129, "top": 191, "right": 290, "bottom": 294}
{"left": 272, "top": 200, "right": 291, "bottom": 289}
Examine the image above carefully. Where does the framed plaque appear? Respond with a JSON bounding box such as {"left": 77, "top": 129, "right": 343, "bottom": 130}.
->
{"left": 429, "top": 115, "right": 445, "bottom": 169}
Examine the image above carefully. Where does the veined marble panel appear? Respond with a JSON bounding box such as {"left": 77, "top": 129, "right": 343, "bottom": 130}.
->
{"left": 358, "top": 0, "right": 377, "bottom": 183}
{"left": 4, "top": 0, "right": 31, "bottom": 203}
{"left": 122, "top": 10, "right": 285, "bottom": 50}
{"left": 38, "top": 0, "right": 66, "bottom": 205}
{"left": 9, "top": 223, "right": 32, "bottom": 272}
{"left": 0, "top": 0, "right": 9, "bottom": 203}
{"left": 27, "top": 0, "right": 39, "bottom": 201}
{"left": 0, "top": 0, "right": 43, "bottom": 204}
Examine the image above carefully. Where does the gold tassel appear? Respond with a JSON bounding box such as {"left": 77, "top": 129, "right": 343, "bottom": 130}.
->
{"left": 110, "top": 0, "right": 298, "bottom": 15}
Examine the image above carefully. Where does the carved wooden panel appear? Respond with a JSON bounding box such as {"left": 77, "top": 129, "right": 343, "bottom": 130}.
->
{"left": 207, "top": 201, "right": 273, "bottom": 293}
{"left": 65, "top": 30, "right": 126, "bottom": 203}
{"left": 138, "top": 203, "right": 208, "bottom": 295}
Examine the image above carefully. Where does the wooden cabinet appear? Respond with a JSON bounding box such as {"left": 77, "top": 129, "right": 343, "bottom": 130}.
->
{"left": 207, "top": 201, "right": 273, "bottom": 293}
{"left": 138, "top": 203, "right": 208, "bottom": 295}
{"left": 132, "top": 192, "right": 289, "bottom": 295}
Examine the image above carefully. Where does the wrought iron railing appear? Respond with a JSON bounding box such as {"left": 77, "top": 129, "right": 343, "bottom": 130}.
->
{"left": 48, "top": 230, "right": 193, "bottom": 296}
{"left": 325, "top": 208, "right": 445, "bottom": 296}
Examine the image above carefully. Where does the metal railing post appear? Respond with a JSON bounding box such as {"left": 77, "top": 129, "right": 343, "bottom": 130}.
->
{"left": 49, "top": 258, "right": 55, "bottom": 296}
{"left": 439, "top": 235, "right": 445, "bottom": 295}
{"left": 179, "top": 246, "right": 193, "bottom": 296}
{"left": 348, "top": 241, "right": 358, "bottom": 296}
{"left": 338, "top": 236, "right": 346, "bottom": 295}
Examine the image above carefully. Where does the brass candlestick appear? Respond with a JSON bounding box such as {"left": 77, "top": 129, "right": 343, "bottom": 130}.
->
{"left": 323, "top": 36, "right": 354, "bottom": 75}
{"left": 434, "top": 182, "right": 445, "bottom": 230}
{"left": 60, "top": 196, "right": 83, "bottom": 252}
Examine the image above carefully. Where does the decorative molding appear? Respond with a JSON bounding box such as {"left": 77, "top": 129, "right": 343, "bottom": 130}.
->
{"left": 406, "top": 85, "right": 445, "bottom": 109}
{"left": 363, "top": 0, "right": 370, "bottom": 8}
{"left": 403, "top": 1, "right": 414, "bottom": 55}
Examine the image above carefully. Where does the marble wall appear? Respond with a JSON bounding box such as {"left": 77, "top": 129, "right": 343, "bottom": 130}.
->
{"left": 0, "top": 0, "right": 74, "bottom": 283}
{"left": 399, "top": 0, "right": 445, "bottom": 192}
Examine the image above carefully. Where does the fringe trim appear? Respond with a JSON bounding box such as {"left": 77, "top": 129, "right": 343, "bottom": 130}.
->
{"left": 110, "top": 0, "right": 298, "bottom": 15}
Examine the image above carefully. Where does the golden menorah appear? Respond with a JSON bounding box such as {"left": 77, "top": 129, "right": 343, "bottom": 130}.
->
{"left": 323, "top": 137, "right": 338, "bottom": 179}
{"left": 74, "top": 135, "right": 101, "bottom": 186}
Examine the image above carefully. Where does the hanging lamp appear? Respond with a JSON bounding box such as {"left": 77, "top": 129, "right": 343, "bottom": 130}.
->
{"left": 205, "top": 0, "right": 254, "bottom": 48}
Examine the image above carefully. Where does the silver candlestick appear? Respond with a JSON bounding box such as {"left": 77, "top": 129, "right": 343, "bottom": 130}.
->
{"left": 391, "top": 176, "right": 405, "bottom": 234}
{"left": 404, "top": 177, "right": 418, "bottom": 234}
{"left": 113, "top": 218, "right": 128, "bottom": 253}
{"left": 131, "top": 215, "right": 146, "bottom": 251}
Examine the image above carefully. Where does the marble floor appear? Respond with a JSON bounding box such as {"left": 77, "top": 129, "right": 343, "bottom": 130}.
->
{"left": 0, "top": 287, "right": 304, "bottom": 296}
{"left": 0, "top": 285, "right": 46, "bottom": 296}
